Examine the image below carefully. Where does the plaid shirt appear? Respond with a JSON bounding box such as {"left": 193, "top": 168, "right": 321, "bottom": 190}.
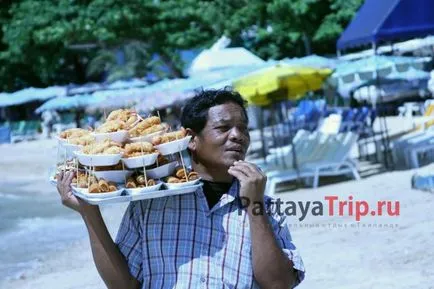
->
{"left": 116, "top": 180, "right": 305, "bottom": 288}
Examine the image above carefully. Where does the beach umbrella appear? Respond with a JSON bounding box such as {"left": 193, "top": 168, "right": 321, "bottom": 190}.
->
{"left": 233, "top": 63, "right": 332, "bottom": 106}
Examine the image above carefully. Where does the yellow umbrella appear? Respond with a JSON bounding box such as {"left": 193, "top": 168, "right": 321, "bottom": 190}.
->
{"left": 233, "top": 64, "right": 332, "bottom": 106}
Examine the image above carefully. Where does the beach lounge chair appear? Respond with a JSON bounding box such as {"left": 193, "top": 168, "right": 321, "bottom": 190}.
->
{"left": 265, "top": 131, "right": 360, "bottom": 194}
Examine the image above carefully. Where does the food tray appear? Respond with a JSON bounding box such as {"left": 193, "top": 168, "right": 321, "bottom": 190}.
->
{"left": 154, "top": 136, "right": 192, "bottom": 155}
{"left": 92, "top": 130, "right": 129, "bottom": 143}
{"left": 72, "top": 186, "right": 124, "bottom": 199}
{"left": 72, "top": 183, "right": 202, "bottom": 205}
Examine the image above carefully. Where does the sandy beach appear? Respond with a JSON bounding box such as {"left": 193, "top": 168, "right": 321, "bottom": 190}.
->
{"left": 0, "top": 136, "right": 433, "bottom": 289}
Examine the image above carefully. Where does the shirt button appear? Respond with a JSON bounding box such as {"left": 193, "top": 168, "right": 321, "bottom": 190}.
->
{"left": 200, "top": 276, "right": 206, "bottom": 283}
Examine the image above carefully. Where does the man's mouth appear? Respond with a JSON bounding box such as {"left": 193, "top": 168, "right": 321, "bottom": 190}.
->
{"left": 226, "top": 147, "right": 244, "bottom": 154}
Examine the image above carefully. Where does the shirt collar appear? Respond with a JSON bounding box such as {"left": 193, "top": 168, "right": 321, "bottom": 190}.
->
{"left": 197, "top": 178, "right": 240, "bottom": 215}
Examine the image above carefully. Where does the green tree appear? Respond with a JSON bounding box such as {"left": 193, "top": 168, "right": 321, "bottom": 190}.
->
{"left": 0, "top": 0, "right": 363, "bottom": 91}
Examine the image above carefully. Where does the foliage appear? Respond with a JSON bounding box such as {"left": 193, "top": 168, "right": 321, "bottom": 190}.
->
{"left": 0, "top": 0, "right": 363, "bottom": 91}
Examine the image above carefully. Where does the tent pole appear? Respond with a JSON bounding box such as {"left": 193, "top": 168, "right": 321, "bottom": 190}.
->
{"left": 373, "top": 42, "right": 393, "bottom": 170}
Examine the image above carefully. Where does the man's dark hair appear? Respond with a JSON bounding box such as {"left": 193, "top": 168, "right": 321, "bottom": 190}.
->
{"left": 181, "top": 87, "right": 248, "bottom": 134}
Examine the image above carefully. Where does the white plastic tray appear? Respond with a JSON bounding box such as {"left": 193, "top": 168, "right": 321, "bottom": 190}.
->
{"left": 72, "top": 183, "right": 202, "bottom": 205}
{"left": 72, "top": 186, "right": 125, "bottom": 198}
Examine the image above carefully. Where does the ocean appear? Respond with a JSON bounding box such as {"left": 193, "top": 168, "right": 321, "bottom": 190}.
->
{"left": 0, "top": 190, "right": 87, "bottom": 281}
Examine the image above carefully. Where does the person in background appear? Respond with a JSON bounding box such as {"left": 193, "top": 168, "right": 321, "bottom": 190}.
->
{"left": 56, "top": 88, "right": 305, "bottom": 288}
{"left": 41, "top": 110, "right": 60, "bottom": 138}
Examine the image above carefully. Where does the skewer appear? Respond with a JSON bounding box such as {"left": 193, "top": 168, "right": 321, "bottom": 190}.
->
{"left": 140, "top": 143, "right": 148, "bottom": 187}
{"left": 122, "top": 161, "right": 127, "bottom": 187}
{"left": 179, "top": 151, "right": 189, "bottom": 182}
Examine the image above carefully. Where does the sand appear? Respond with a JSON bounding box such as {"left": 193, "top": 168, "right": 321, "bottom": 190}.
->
{"left": 0, "top": 132, "right": 433, "bottom": 289}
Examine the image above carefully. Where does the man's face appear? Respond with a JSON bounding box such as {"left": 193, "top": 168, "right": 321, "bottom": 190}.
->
{"left": 189, "top": 102, "right": 250, "bottom": 169}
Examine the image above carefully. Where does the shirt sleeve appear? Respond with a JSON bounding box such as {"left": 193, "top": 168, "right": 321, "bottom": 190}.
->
{"left": 115, "top": 201, "right": 144, "bottom": 283}
{"left": 266, "top": 197, "right": 305, "bottom": 288}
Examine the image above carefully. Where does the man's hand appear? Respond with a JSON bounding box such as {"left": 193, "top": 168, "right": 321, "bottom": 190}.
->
{"left": 56, "top": 170, "right": 93, "bottom": 213}
{"left": 228, "top": 160, "right": 267, "bottom": 205}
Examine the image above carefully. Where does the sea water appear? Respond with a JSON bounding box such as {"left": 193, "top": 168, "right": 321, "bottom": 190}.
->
{"left": 0, "top": 191, "right": 86, "bottom": 281}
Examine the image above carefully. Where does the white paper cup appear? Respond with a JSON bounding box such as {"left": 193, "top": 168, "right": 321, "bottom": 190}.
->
{"left": 125, "top": 182, "right": 163, "bottom": 195}
{"left": 145, "top": 162, "right": 178, "bottom": 179}
{"left": 129, "top": 130, "right": 165, "bottom": 143}
{"left": 121, "top": 153, "right": 159, "bottom": 169}
{"left": 154, "top": 136, "right": 192, "bottom": 155}
{"left": 93, "top": 170, "right": 133, "bottom": 183}
{"left": 74, "top": 152, "right": 122, "bottom": 166}
{"left": 164, "top": 178, "right": 201, "bottom": 189}
{"left": 93, "top": 130, "right": 128, "bottom": 143}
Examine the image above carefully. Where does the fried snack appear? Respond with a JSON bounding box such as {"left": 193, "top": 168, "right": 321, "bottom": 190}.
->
{"left": 123, "top": 142, "right": 155, "bottom": 158}
{"left": 107, "top": 109, "right": 137, "bottom": 125}
{"left": 147, "top": 179, "right": 156, "bottom": 186}
{"left": 89, "top": 182, "right": 100, "bottom": 193}
{"left": 126, "top": 177, "right": 137, "bottom": 188}
{"left": 94, "top": 162, "right": 123, "bottom": 171}
{"left": 81, "top": 139, "right": 123, "bottom": 155}
{"left": 98, "top": 179, "right": 109, "bottom": 192}
{"left": 136, "top": 175, "right": 147, "bottom": 185}
{"left": 59, "top": 128, "right": 89, "bottom": 139}
{"left": 157, "top": 154, "right": 169, "bottom": 166}
{"left": 166, "top": 176, "right": 181, "bottom": 183}
{"left": 68, "top": 134, "right": 95, "bottom": 146}
{"left": 151, "top": 127, "right": 187, "bottom": 146}
{"left": 175, "top": 167, "right": 186, "bottom": 179}
{"left": 187, "top": 172, "right": 199, "bottom": 180}
{"left": 128, "top": 116, "right": 162, "bottom": 137}
{"left": 108, "top": 184, "right": 117, "bottom": 192}
{"left": 95, "top": 120, "right": 126, "bottom": 133}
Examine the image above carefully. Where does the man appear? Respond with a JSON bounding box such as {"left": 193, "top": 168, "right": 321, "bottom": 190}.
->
{"left": 57, "top": 88, "right": 305, "bottom": 289}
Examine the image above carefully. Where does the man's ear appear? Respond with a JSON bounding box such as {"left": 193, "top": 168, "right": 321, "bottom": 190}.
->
{"left": 186, "top": 128, "right": 197, "bottom": 152}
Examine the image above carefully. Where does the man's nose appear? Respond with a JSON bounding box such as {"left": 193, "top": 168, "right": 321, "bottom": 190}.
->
{"left": 229, "top": 127, "right": 247, "bottom": 143}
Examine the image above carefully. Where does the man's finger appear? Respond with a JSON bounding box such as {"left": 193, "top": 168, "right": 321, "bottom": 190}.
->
{"left": 233, "top": 161, "right": 258, "bottom": 176}
{"left": 228, "top": 166, "right": 249, "bottom": 181}
{"left": 238, "top": 161, "right": 265, "bottom": 177}
{"left": 57, "top": 170, "right": 64, "bottom": 182}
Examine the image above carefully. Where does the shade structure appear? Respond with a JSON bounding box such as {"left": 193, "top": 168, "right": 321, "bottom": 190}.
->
{"left": 0, "top": 86, "right": 66, "bottom": 107}
{"left": 35, "top": 94, "right": 108, "bottom": 113}
{"left": 233, "top": 64, "right": 332, "bottom": 106}
{"left": 337, "top": 0, "right": 434, "bottom": 50}
{"left": 330, "top": 55, "right": 429, "bottom": 99}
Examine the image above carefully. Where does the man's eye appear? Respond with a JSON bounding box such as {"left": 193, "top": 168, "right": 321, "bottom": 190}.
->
{"left": 217, "top": 126, "right": 230, "bottom": 131}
